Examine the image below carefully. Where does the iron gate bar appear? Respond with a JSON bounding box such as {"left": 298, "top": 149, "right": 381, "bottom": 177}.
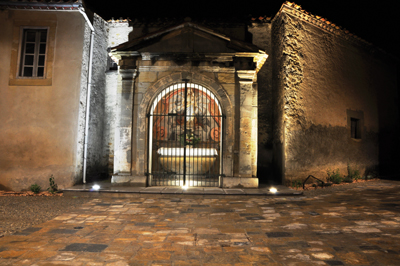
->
{"left": 183, "top": 79, "right": 188, "bottom": 187}
{"left": 147, "top": 82, "right": 224, "bottom": 187}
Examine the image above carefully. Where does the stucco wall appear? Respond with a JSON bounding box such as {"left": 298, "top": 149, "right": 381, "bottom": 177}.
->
{"left": 0, "top": 10, "right": 86, "bottom": 191}
{"left": 272, "top": 10, "right": 397, "bottom": 183}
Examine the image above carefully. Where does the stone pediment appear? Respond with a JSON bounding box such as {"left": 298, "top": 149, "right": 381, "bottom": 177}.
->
{"left": 112, "top": 22, "right": 261, "bottom": 54}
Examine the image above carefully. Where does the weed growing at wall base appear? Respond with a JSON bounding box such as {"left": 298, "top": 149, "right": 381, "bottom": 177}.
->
{"left": 327, "top": 168, "right": 342, "bottom": 184}
{"left": 47, "top": 175, "right": 58, "bottom": 193}
{"left": 30, "top": 184, "right": 41, "bottom": 194}
{"left": 292, "top": 180, "right": 302, "bottom": 189}
{"left": 347, "top": 163, "right": 361, "bottom": 181}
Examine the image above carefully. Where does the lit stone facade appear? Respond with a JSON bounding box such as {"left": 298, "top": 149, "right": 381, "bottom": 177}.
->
{"left": 0, "top": 1, "right": 398, "bottom": 191}
{"left": 109, "top": 22, "right": 267, "bottom": 187}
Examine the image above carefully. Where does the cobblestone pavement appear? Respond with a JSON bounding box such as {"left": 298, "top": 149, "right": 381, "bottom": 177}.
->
{"left": 1, "top": 181, "right": 400, "bottom": 265}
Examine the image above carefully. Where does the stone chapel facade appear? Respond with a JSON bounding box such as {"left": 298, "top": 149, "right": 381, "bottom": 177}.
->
{"left": 0, "top": 1, "right": 398, "bottom": 191}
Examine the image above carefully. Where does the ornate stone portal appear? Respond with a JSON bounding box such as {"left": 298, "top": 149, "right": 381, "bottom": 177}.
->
{"left": 110, "top": 22, "right": 267, "bottom": 188}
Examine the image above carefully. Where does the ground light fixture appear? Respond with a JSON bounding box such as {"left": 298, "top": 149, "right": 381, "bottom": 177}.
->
{"left": 269, "top": 187, "right": 277, "bottom": 193}
{"left": 182, "top": 184, "right": 189, "bottom": 190}
{"left": 92, "top": 184, "right": 100, "bottom": 191}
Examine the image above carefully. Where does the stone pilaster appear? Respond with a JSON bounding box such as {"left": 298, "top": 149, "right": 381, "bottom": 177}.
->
{"left": 237, "top": 70, "right": 257, "bottom": 178}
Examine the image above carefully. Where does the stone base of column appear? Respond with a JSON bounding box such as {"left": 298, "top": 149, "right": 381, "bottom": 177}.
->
{"left": 111, "top": 175, "right": 147, "bottom": 187}
{"left": 222, "top": 177, "right": 259, "bottom": 188}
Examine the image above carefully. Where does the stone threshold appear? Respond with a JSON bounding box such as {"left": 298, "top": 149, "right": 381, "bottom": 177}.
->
{"left": 63, "top": 183, "right": 302, "bottom": 197}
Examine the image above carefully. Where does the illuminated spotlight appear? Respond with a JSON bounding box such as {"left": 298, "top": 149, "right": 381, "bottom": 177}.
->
{"left": 182, "top": 184, "right": 189, "bottom": 190}
{"left": 92, "top": 184, "right": 100, "bottom": 190}
{"left": 269, "top": 187, "right": 277, "bottom": 193}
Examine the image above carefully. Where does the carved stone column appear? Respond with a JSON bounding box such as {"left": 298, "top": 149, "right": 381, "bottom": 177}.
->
{"left": 113, "top": 68, "right": 136, "bottom": 177}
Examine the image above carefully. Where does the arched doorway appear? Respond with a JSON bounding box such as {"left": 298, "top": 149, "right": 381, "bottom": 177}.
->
{"left": 147, "top": 81, "right": 224, "bottom": 187}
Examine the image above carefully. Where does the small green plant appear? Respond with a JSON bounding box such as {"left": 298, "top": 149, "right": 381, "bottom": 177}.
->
{"left": 291, "top": 180, "right": 302, "bottom": 189}
{"left": 30, "top": 183, "right": 41, "bottom": 194}
{"left": 347, "top": 163, "right": 361, "bottom": 181}
{"left": 343, "top": 176, "right": 353, "bottom": 183}
{"left": 327, "top": 168, "right": 342, "bottom": 184}
{"left": 47, "top": 175, "right": 58, "bottom": 193}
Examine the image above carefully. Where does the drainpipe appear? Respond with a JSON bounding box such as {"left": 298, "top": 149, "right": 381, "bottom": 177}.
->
{"left": 79, "top": 7, "right": 95, "bottom": 183}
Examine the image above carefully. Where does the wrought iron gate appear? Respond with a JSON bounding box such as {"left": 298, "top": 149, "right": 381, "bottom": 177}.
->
{"left": 147, "top": 80, "right": 224, "bottom": 187}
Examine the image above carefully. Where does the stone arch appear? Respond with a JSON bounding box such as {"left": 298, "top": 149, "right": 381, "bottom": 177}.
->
{"left": 136, "top": 71, "right": 234, "bottom": 179}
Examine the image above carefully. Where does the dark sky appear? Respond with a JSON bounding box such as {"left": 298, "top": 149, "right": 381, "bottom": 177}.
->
{"left": 85, "top": 0, "right": 398, "bottom": 58}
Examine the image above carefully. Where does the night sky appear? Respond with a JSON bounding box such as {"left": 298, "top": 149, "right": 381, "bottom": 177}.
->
{"left": 85, "top": 0, "right": 398, "bottom": 59}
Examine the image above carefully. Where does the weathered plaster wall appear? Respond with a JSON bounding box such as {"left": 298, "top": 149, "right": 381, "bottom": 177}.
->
{"left": 248, "top": 22, "right": 274, "bottom": 183}
{"left": 0, "top": 10, "right": 86, "bottom": 191}
{"left": 85, "top": 14, "right": 109, "bottom": 181}
{"left": 272, "top": 10, "right": 396, "bottom": 183}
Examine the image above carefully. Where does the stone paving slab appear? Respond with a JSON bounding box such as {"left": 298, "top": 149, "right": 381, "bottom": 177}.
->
{"left": 161, "top": 188, "right": 184, "bottom": 194}
{"left": 1, "top": 181, "right": 400, "bottom": 265}
{"left": 224, "top": 189, "right": 246, "bottom": 195}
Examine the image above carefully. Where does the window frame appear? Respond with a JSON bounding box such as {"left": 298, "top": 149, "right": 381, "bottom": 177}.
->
{"left": 9, "top": 20, "right": 56, "bottom": 86}
{"left": 347, "top": 109, "right": 364, "bottom": 141}
{"left": 18, "top": 27, "right": 48, "bottom": 79}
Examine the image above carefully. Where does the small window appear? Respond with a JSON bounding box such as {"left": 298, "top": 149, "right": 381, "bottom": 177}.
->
{"left": 347, "top": 110, "right": 363, "bottom": 140}
{"left": 10, "top": 21, "right": 55, "bottom": 86}
{"left": 19, "top": 29, "right": 48, "bottom": 78}
{"left": 351, "top": 118, "right": 361, "bottom": 139}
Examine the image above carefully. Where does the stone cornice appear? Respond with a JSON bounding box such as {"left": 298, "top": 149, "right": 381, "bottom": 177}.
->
{"left": 138, "top": 65, "right": 236, "bottom": 74}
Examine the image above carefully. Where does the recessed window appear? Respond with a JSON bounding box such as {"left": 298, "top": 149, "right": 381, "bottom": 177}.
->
{"left": 351, "top": 118, "right": 361, "bottom": 139}
{"left": 347, "top": 109, "right": 364, "bottom": 140}
{"left": 19, "top": 29, "right": 48, "bottom": 78}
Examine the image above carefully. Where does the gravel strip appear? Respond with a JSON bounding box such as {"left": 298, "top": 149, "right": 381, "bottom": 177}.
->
{"left": 0, "top": 195, "right": 91, "bottom": 237}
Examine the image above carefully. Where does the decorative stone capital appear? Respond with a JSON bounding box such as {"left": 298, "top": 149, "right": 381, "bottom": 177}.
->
{"left": 119, "top": 69, "right": 137, "bottom": 80}
{"left": 237, "top": 70, "right": 256, "bottom": 82}
{"left": 141, "top": 52, "right": 152, "bottom": 61}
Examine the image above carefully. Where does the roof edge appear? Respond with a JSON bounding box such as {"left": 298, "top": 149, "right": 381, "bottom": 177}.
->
{"left": 270, "top": 1, "right": 397, "bottom": 60}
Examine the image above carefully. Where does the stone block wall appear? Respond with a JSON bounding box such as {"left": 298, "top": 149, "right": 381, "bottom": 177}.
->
{"left": 85, "top": 14, "right": 109, "bottom": 182}
{"left": 104, "top": 20, "right": 133, "bottom": 177}
{"left": 271, "top": 7, "right": 398, "bottom": 184}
